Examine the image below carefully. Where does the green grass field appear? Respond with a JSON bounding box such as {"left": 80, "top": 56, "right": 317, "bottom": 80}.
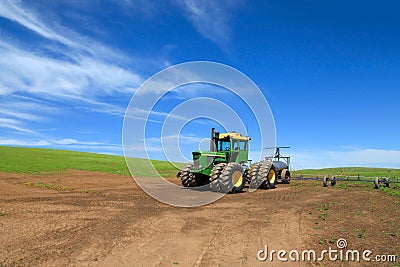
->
{"left": 0, "top": 146, "right": 182, "bottom": 178}
{"left": 0, "top": 146, "right": 398, "bottom": 179}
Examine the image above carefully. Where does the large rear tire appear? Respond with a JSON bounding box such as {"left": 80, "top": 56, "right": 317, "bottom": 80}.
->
{"left": 248, "top": 162, "right": 262, "bottom": 187}
{"left": 219, "top": 163, "right": 246, "bottom": 193}
{"left": 259, "top": 161, "right": 276, "bottom": 189}
{"left": 209, "top": 163, "right": 227, "bottom": 191}
{"left": 179, "top": 164, "right": 197, "bottom": 187}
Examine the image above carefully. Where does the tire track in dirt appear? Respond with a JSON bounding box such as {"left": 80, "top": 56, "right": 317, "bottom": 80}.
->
{"left": 193, "top": 224, "right": 224, "bottom": 267}
{"left": 100, "top": 211, "right": 211, "bottom": 266}
{"left": 98, "top": 189, "right": 311, "bottom": 267}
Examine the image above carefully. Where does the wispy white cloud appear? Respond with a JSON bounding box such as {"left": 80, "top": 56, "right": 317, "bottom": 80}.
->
{"left": 162, "top": 83, "right": 231, "bottom": 100}
{"left": 0, "top": 1, "right": 141, "bottom": 99}
{"left": 0, "top": 0, "right": 135, "bottom": 63}
{"left": 146, "top": 133, "right": 204, "bottom": 145}
{"left": 0, "top": 39, "right": 140, "bottom": 97}
{"left": 0, "top": 0, "right": 74, "bottom": 46}
{"left": 0, "top": 0, "right": 145, "bottom": 140}
{"left": 0, "top": 137, "right": 123, "bottom": 154}
{"left": 0, "top": 118, "right": 36, "bottom": 134}
{"left": 51, "top": 138, "right": 111, "bottom": 146}
{"left": 133, "top": 107, "right": 195, "bottom": 122}
{"left": 0, "top": 95, "right": 61, "bottom": 137}
{"left": 0, "top": 138, "right": 49, "bottom": 146}
{"left": 0, "top": 109, "right": 44, "bottom": 122}
{"left": 174, "top": 0, "right": 242, "bottom": 46}
{"left": 124, "top": 107, "right": 209, "bottom": 124}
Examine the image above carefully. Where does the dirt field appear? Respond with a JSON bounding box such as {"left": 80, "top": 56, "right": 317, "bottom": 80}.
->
{"left": 0, "top": 170, "right": 399, "bottom": 266}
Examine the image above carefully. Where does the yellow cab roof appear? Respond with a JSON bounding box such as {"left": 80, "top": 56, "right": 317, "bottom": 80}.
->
{"left": 218, "top": 132, "right": 250, "bottom": 141}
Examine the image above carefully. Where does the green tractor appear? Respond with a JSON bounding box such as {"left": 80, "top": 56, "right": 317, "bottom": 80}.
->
{"left": 178, "top": 128, "right": 289, "bottom": 193}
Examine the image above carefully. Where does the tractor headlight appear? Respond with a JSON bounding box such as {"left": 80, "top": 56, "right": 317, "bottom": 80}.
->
{"left": 199, "top": 165, "right": 203, "bottom": 170}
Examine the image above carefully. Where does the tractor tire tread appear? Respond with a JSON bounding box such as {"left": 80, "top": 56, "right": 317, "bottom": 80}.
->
{"left": 180, "top": 164, "right": 197, "bottom": 187}
{"left": 219, "top": 162, "right": 245, "bottom": 193}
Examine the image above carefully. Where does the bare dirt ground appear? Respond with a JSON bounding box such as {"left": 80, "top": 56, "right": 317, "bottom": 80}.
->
{"left": 0, "top": 170, "right": 399, "bottom": 266}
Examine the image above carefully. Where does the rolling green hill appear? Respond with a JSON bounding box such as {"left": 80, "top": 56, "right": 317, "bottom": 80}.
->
{"left": 0, "top": 146, "right": 182, "bottom": 178}
{"left": 0, "top": 146, "right": 398, "bottom": 179}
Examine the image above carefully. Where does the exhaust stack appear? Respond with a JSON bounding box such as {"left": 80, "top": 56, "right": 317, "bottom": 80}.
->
{"left": 210, "top": 128, "right": 215, "bottom": 151}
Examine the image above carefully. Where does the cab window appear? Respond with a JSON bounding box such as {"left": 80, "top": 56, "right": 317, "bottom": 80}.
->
{"left": 239, "top": 141, "right": 247, "bottom": 150}
{"left": 232, "top": 139, "right": 239, "bottom": 150}
{"left": 219, "top": 140, "right": 230, "bottom": 151}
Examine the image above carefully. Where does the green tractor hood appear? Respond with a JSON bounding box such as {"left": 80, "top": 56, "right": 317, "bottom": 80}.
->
{"left": 192, "top": 150, "right": 226, "bottom": 176}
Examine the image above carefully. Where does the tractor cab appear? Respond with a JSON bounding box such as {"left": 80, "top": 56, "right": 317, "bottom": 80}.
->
{"left": 213, "top": 132, "right": 250, "bottom": 164}
{"left": 188, "top": 129, "right": 251, "bottom": 185}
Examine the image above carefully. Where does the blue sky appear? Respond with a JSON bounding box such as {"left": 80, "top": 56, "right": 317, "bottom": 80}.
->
{"left": 0, "top": 0, "right": 399, "bottom": 169}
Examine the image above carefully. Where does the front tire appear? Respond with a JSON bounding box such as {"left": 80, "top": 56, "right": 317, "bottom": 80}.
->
{"left": 219, "top": 163, "right": 246, "bottom": 193}
{"left": 179, "top": 164, "right": 197, "bottom": 187}
{"left": 210, "top": 163, "right": 227, "bottom": 191}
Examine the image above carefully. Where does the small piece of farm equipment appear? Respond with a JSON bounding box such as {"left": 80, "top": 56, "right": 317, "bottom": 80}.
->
{"left": 293, "top": 174, "right": 394, "bottom": 189}
{"left": 265, "top": 146, "right": 291, "bottom": 184}
{"left": 374, "top": 177, "right": 391, "bottom": 189}
{"left": 178, "top": 128, "right": 291, "bottom": 193}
